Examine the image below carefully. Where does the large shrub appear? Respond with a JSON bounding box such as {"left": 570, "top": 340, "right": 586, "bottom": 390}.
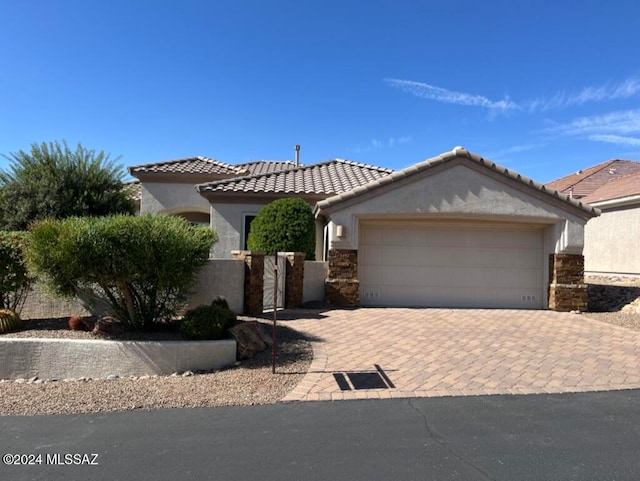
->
{"left": 0, "top": 231, "right": 32, "bottom": 312}
{"left": 0, "top": 140, "right": 134, "bottom": 230}
{"left": 27, "top": 214, "right": 216, "bottom": 330}
{"left": 247, "top": 198, "right": 315, "bottom": 259}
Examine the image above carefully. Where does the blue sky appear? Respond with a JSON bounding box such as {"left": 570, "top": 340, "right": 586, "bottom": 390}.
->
{"left": 1, "top": 0, "right": 639, "bottom": 183}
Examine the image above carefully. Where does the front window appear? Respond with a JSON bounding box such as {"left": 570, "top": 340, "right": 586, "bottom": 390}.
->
{"left": 242, "top": 214, "right": 257, "bottom": 250}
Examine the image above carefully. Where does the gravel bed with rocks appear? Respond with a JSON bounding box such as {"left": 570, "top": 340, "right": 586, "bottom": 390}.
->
{"left": 583, "top": 275, "right": 640, "bottom": 331}
{"left": 0, "top": 317, "right": 312, "bottom": 416}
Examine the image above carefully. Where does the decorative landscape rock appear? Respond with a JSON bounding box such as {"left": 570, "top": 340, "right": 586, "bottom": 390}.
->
{"left": 587, "top": 283, "right": 640, "bottom": 312}
{"left": 92, "top": 316, "right": 124, "bottom": 336}
{"left": 228, "top": 321, "right": 272, "bottom": 360}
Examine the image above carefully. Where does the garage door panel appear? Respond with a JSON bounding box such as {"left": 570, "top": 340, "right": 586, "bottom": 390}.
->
{"left": 360, "top": 224, "right": 544, "bottom": 309}
{"left": 362, "top": 284, "right": 538, "bottom": 308}
{"left": 381, "top": 245, "right": 427, "bottom": 266}
{"left": 360, "top": 245, "right": 383, "bottom": 264}
{"left": 383, "top": 228, "right": 428, "bottom": 246}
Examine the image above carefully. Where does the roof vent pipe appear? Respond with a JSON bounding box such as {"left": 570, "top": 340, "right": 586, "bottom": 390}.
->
{"left": 295, "top": 144, "right": 300, "bottom": 167}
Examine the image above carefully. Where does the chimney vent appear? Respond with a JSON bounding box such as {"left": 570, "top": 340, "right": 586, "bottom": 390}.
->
{"left": 295, "top": 145, "right": 300, "bottom": 167}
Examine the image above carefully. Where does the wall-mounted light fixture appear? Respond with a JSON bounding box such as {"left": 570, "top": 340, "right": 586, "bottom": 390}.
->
{"left": 336, "top": 225, "right": 344, "bottom": 238}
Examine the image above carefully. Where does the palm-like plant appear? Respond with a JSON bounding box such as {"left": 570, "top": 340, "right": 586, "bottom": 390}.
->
{"left": 0, "top": 141, "right": 134, "bottom": 230}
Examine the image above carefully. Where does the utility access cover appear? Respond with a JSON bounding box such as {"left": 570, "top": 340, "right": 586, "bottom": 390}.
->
{"left": 333, "top": 364, "right": 395, "bottom": 391}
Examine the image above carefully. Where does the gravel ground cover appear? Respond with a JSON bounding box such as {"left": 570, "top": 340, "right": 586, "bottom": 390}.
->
{"left": 583, "top": 275, "right": 640, "bottom": 331}
{"left": 3, "top": 275, "right": 639, "bottom": 416}
{"left": 0, "top": 316, "right": 312, "bottom": 416}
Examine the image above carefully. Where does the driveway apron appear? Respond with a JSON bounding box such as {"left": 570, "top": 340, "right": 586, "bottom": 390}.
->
{"left": 279, "top": 308, "right": 640, "bottom": 401}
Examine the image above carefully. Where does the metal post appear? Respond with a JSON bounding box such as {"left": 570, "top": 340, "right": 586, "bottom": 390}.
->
{"left": 272, "top": 252, "right": 278, "bottom": 374}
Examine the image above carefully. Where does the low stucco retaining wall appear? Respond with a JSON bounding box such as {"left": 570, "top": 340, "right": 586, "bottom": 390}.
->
{"left": 0, "top": 338, "right": 237, "bottom": 380}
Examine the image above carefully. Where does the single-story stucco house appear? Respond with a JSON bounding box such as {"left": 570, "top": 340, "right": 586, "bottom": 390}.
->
{"left": 547, "top": 159, "right": 640, "bottom": 277}
{"left": 129, "top": 147, "right": 598, "bottom": 311}
{"left": 129, "top": 156, "right": 393, "bottom": 259}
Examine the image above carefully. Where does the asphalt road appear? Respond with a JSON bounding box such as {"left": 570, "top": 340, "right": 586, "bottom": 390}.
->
{"left": 1, "top": 390, "right": 640, "bottom": 481}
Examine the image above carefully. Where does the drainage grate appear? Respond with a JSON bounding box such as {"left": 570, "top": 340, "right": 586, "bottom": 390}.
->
{"left": 333, "top": 364, "right": 395, "bottom": 391}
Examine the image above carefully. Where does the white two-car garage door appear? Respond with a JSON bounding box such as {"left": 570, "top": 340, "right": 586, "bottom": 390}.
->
{"left": 359, "top": 223, "right": 544, "bottom": 309}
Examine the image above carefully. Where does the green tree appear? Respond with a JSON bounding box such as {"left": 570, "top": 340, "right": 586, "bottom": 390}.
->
{"left": 0, "top": 141, "right": 134, "bottom": 230}
{"left": 27, "top": 215, "right": 216, "bottom": 330}
{"left": 247, "top": 198, "right": 315, "bottom": 259}
{"left": 0, "top": 231, "right": 32, "bottom": 312}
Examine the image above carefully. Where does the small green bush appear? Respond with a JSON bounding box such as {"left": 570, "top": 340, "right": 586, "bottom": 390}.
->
{"left": 180, "top": 304, "right": 236, "bottom": 340}
{"left": 27, "top": 214, "right": 216, "bottom": 330}
{"left": 0, "top": 231, "right": 32, "bottom": 312}
{"left": 247, "top": 198, "right": 315, "bottom": 259}
{"left": 0, "top": 308, "right": 22, "bottom": 334}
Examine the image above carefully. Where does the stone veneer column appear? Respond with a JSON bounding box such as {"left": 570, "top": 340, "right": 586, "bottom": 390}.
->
{"left": 325, "top": 249, "right": 359, "bottom": 306}
{"left": 548, "top": 254, "right": 587, "bottom": 311}
{"left": 284, "top": 252, "right": 305, "bottom": 309}
{"left": 231, "top": 250, "right": 264, "bottom": 316}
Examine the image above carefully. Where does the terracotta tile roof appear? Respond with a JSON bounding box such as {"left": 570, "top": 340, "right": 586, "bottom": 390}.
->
{"left": 582, "top": 170, "right": 640, "bottom": 204}
{"left": 237, "top": 160, "right": 299, "bottom": 176}
{"left": 129, "top": 156, "right": 246, "bottom": 176}
{"left": 316, "top": 147, "right": 599, "bottom": 217}
{"left": 546, "top": 159, "right": 640, "bottom": 198}
{"left": 197, "top": 159, "right": 393, "bottom": 196}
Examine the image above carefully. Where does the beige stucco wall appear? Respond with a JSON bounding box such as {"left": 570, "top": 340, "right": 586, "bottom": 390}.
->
{"left": 0, "top": 338, "right": 236, "bottom": 379}
{"left": 584, "top": 204, "right": 640, "bottom": 275}
{"left": 303, "top": 261, "right": 328, "bottom": 303}
{"left": 184, "top": 259, "right": 244, "bottom": 314}
{"left": 210, "top": 202, "right": 267, "bottom": 258}
{"left": 20, "top": 260, "right": 245, "bottom": 320}
{"left": 324, "top": 163, "right": 589, "bottom": 256}
{"left": 140, "top": 182, "right": 211, "bottom": 215}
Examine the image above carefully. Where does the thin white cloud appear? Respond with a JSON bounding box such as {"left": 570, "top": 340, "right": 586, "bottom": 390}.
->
{"left": 547, "top": 109, "right": 640, "bottom": 136}
{"left": 588, "top": 134, "right": 640, "bottom": 147}
{"left": 370, "top": 136, "right": 412, "bottom": 150}
{"left": 384, "top": 78, "right": 518, "bottom": 113}
{"left": 353, "top": 136, "right": 412, "bottom": 154}
{"left": 527, "top": 78, "right": 640, "bottom": 112}
{"left": 487, "top": 143, "right": 544, "bottom": 159}
{"left": 386, "top": 77, "right": 640, "bottom": 117}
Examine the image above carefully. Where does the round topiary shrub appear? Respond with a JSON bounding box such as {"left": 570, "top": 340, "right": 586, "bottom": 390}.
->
{"left": 180, "top": 304, "right": 236, "bottom": 341}
{"left": 0, "top": 308, "right": 22, "bottom": 334}
{"left": 247, "top": 198, "right": 315, "bottom": 259}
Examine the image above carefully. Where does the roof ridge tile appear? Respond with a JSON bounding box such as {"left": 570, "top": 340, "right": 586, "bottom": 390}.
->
{"left": 315, "top": 148, "right": 598, "bottom": 217}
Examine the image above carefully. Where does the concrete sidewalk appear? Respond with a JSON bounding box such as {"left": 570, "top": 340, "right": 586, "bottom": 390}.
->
{"left": 279, "top": 308, "right": 640, "bottom": 401}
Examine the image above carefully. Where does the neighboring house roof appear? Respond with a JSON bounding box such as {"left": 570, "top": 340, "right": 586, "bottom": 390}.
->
{"left": 197, "top": 159, "right": 393, "bottom": 198}
{"left": 129, "top": 156, "right": 247, "bottom": 176}
{"left": 123, "top": 180, "right": 141, "bottom": 201}
{"left": 238, "top": 160, "right": 299, "bottom": 176}
{"left": 316, "top": 147, "right": 599, "bottom": 217}
{"left": 581, "top": 170, "right": 640, "bottom": 204}
{"left": 546, "top": 159, "right": 640, "bottom": 199}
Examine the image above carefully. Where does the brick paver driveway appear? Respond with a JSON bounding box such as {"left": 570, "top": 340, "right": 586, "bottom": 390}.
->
{"left": 279, "top": 308, "right": 640, "bottom": 402}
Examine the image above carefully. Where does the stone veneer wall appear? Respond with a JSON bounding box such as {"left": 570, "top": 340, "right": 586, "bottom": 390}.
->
{"left": 325, "top": 249, "right": 359, "bottom": 306}
{"left": 548, "top": 254, "right": 588, "bottom": 311}
{"left": 284, "top": 252, "right": 305, "bottom": 309}
{"left": 232, "top": 251, "right": 264, "bottom": 316}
